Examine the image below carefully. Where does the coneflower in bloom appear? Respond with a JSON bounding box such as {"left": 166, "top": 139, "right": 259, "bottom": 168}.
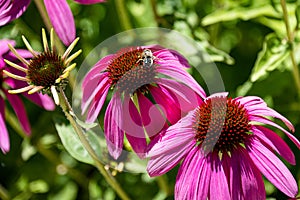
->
{"left": 147, "top": 92, "right": 300, "bottom": 199}
{"left": 0, "top": 39, "right": 55, "bottom": 154}
{"left": 81, "top": 45, "right": 206, "bottom": 159}
{"left": 3, "top": 28, "right": 82, "bottom": 105}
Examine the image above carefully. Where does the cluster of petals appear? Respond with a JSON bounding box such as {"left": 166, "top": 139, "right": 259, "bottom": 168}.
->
{"left": 0, "top": 39, "right": 55, "bottom": 154}
{"left": 0, "top": 0, "right": 105, "bottom": 46}
{"left": 147, "top": 92, "right": 300, "bottom": 199}
{"left": 82, "top": 45, "right": 206, "bottom": 159}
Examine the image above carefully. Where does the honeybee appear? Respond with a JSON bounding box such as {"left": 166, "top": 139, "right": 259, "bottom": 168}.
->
{"left": 137, "top": 49, "right": 155, "bottom": 68}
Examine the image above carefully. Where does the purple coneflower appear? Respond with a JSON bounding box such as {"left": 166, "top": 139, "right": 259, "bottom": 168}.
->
{"left": 147, "top": 92, "right": 300, "bottom": 199}
{"left": 3, "top": 28, "right": 82, "bottom": 105}
{"left": 81, "top": 45, "right": 206, "bottom": 159}
{"left": 0, "top": 39, "right": 55, "bottom": 154}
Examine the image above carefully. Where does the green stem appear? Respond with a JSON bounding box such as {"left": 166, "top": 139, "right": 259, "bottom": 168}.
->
{"left": 58, "top": 87, "right": 131, "bottom": 200}
{"left": 156, "top": 175, "right": 170, "bottom": 196}
{"left": 280, "top": 0, "right": 300, "bottom": 98}
{"left": 0, "top": 185, "right": 10, "bottom": 200}
{"left": 115, "top": 0, "right": 132, "bottom": 30}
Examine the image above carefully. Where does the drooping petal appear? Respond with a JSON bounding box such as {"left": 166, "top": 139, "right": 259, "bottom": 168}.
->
{"left": 0, "top": 0, "right": 31, "bottom": 26}
{"left": 122, "top": 95, "right": 147, "bottom": 158}
{"left": 156, "top": 64, "right": 206, "bottom": 99}
{"left": 81, "top": 72, "right": 110, "bottom": 116}
{"left": 175, "top": 147, "right": 211, "bottom": 200}
{"left": 73, "top": 0, "right": 106, "bottom": 4}
{"left": 230, "top": 147, "right": 266, "bottom": 200}
{"left": 150, "top": 85, "right": 181, "bottom": 124}
{"left": 81, "top": 55, "right": 113, "bottom": 88}
{"left": 104, "top": 92, "right": 124, "bottom": 159}
{"left": 156, "top": 78, "right": 202, "bottom": 113}
{"left": 246, "top": 137, "right": 298, "bottom": 198}
{"left": 137, "top": 93, "right": 167, "bottom": 138}
{"left": 249, "top": 115, "right": 300, "bottom": 149}
{"left": 44, "top": 0, "right": 75, "bottom": 46}
{"left": 147, "top": 111, "right": 196, "bottom": 176}
{"left": 252, "top": 125, "right": 295, "bottom": 165}
{"left": 209, "top": 152, "right": 231, "bottom": 200}
{"left": 85, "top": 85, "right": 110, "bottom": 123}
{"left": 5, "top": 92, "right": 31, "bottom": 135}
{"left": 0, "top": 98, "right": 10, "bottom": 153}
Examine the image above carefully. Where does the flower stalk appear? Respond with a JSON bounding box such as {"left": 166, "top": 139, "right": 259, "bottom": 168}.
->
{"left": 57, "top": 86, "right": 131, "bottom": 200}
{"left": 280, "top": 0, "right": 300, "bottom": 98}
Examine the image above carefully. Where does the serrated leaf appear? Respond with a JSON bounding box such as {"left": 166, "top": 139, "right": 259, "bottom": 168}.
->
{"left": 250, "top": 33, "right": 289, "bottom": 82}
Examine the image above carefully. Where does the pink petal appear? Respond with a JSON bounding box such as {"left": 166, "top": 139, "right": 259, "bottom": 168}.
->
{"left": 209, "top": 152, "right": 231, "bottom": 200}
{"left": 147, "top": 111, "right": 196, "bottom": 176}
{"left": 85, "top": 81, "right": 110, "bottom": 123}
{"left": 121, "top": 95, "right": 144, "bottom": 135}
{"left": 82, "top": 55, "right": 112, "bottom": 88}
{"left": 246, "top": 137, "right": 298, "bottom": 198}
{"left": 121, "top": 95, "right": 147, "bottom": 157}
{"left": 5, "top": 92, "right": 31, "bottom": 135}
{"left": 249, "top": 115, "right": 300, "bottom": 149}
{"left": 138, "top": 93, "right": 167, "bottom": 138}
{"left": 156, "top": 64, "right": 206, "bottom": 99}
{"left": 0, "top": 0, "right": 30, "bottom": 26}
{"left": 44, "top": 0, "right": 75, "bottom": 46}
{"left": 0, "top": 98, "right": 10, "bottom": 153}
{"left": 230, "top": 147, "right": 266, "bottom": 200}
{"left": 125, "top": 133, "right": 147, "bottom": 158}
{"left": 235, "top": 96, "right": 267, "bottom": 108}
{"left": 252, "top": 125, "right": 295, "bottom": 165}
{"left": 81, "top": 73, "right": 109, "bottom": 115}
{"left": 150, "top": 85, "right": 181, "bottom": 124}
{"left": 156, "top": 78, "right": 202, "bottom": 113}
{"left": 23, "top": 93, "right": 55, "bottom": 111}
{"left": 0, "top": 40, "right": 15, "bottom": 56}
{"left": 154, "top": 49, "right": 190, "bottom": 68}
{"left": 73, "top": 0, "right": 105, "bottom": 4}
{"left": 104, "top": 93, "right": 124, "bottom": 159}
{"left": 240, "top": 97, "right": 294, "bottom": 131}
{"left": 175, "top": 147, "right": 211, "bottom": 200}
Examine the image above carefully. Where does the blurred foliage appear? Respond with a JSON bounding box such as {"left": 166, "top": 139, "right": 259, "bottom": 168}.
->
{"left": 1, "top": 0, "right": 300, "bottom": 199}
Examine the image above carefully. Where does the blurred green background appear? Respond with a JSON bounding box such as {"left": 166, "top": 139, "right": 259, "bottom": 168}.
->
{"left": 0, "top": 0, "right": 299, "bottom": 199}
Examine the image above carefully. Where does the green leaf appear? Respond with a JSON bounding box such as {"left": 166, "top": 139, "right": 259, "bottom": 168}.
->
{"left": 202, "top": 4, "right": 280, "bottom": 26}
{"left": 200, "top": 41, "right": 235, "bottom": 65}
{"left": 55, "top": 121, "right": 94, "bottom": 165}
{"left": 250, "top": 33, "right": 289, "bottom": 82}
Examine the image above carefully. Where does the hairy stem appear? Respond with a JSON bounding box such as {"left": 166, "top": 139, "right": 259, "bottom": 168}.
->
{"left": 58, "top": 87, "right": 131, "bottom": 200}
{"left": 280, "top": 0, "right": 300, "bottom": 98}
